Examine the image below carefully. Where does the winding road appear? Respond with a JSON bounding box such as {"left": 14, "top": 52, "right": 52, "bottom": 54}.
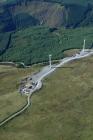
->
{"left": 0, "top": 49, "right": 93, "bottom": 127}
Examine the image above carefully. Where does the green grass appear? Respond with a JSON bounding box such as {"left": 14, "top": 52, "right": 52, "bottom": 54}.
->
{"left": 1, "top": 26, "right": 93, "bottom": 65}
{"left": 0, "top": 54, "right": 93, "bottom": 140}
{"left": 0, "top": 65, "right": 40, "bottom": 121}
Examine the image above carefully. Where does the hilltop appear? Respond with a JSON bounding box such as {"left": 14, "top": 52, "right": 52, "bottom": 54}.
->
{"left": 1, "top": 54, "right": 93, "bottom": 140}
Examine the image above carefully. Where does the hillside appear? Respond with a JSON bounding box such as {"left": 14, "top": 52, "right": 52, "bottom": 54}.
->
{"left": 1, "top": 0, "right": 93, "bottom": 33}
{"left": 0, "top": 65, "right": 40, "bottom": 122}
{"left": 45, "top": 0, "right": 93, "bottom": 5}
{"left": 0, "top": 54, "right": 93, "bottom": 140}
{"left": 3, "top": 0, "right": 93, "bottom": 6}
{"left": 0, "top": 27, "right": 93, "bottom": 65}
{"left": 1, "top": 1, "right": 93, "bottom": 139}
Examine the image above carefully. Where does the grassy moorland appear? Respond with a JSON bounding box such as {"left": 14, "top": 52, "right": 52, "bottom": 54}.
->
{"left": 0, "top": 65, "right": 40, "bottom": 122}
{"left": 1, "top": 27, "right": 93, "bottom": 65}
{"left": 0, "top": 54, "right": 93, "bottom": 140}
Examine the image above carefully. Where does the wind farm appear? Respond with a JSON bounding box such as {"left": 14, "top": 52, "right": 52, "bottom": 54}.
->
{"left": 1, "top": 1, "right": 93, "bottom": 139}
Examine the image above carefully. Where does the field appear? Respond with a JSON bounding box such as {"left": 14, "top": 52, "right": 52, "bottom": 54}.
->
{"left": 0, "top": 54, "right": 93, "bottom": 140}
{"left": 0, "top": 65, "right": 40, "bottom": 122}
{"left": 1, "top": 27, "right": 93, "bottom": 65}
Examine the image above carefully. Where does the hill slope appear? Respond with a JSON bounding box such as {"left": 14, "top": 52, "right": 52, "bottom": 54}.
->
{"left": 0, "top": 55, "right": 93, "bottom": 140}
{"left": 1, "top": 1, "right": 93, "bottom": 65}
{"left": 0, "top": 27, "right": 93, "bottom": 65}
{"left": 1, "top": 0, "right": 93, "bottom": 32}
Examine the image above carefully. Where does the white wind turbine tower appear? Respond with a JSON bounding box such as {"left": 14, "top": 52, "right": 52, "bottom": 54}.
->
{"left": 49, "top": 54, "right": 52, "bottom": 68}
{"left": 82, "top": 39, "right": 86, "bottom": 52}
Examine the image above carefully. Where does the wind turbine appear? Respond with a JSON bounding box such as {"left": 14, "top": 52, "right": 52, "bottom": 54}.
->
{"left": 49, "top": 54, "right": 52, "bottom": 68}
{"left": 82, "top": 39, "right": 86, "bottom": 52}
